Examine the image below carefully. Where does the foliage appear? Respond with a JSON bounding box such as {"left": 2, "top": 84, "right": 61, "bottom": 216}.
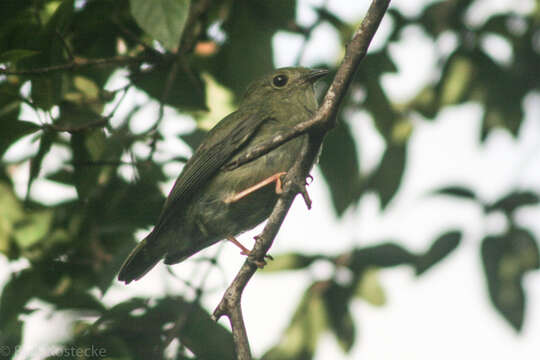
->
{"left": 0, "top": 0, "right": 538, "bottom": 359}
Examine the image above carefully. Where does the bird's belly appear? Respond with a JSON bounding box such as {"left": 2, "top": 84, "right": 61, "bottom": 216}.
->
{"left": 193, "top": 135, "right": 305, "bottom": 239}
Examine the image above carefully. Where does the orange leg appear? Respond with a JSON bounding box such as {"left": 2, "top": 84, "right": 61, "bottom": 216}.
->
{"left": 224, "top": 171, "right": 287, "bottom": 204}
{"left": 226, "top": 236, "right": 268, "bottom": 268}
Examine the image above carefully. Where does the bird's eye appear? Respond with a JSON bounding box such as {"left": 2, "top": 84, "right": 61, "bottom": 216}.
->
{"left": 273, "top": 74, "right": 288, "bottom": 87}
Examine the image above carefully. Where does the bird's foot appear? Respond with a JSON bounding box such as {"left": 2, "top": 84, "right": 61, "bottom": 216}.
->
{"left": 224, "top": 172, "right": 287, "bottom": 203}
{"left": 226, "top": 236, "right": 272, "bottom": 268}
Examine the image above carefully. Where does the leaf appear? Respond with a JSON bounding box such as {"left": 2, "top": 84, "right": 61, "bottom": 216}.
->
{"left": 0, "top": 49, "right": 40, "bottom": 64}
{"left": 27, "top": 131, "right": 56, "bottom": 200}
{"left": 354, "top": 267, "right": 386, "bottom": 306}
{"left": 415, "top": 230, "right": 461, "bottom": 275}
{"left": 485, "top": 191, "right": 540, "bottom": 214}
{"left": 130, "top": 0, "right": 190, "bottom": 51}
{"left": 0, "top": 182, "right": 24, "bottom": 255}
{"left": 481, "top": 228, "right": 540, "bottom": 331}
{"left": 262, "top": 283, "right": 328, "bottom": 360}
{"left": 71, "top": 130, "right": 107, "bottom": 200}
{"left": 367, "top": 144, "right": 407, "bottom": 208}
{"left": 13, "top": 210, "right": 54, "bottom": 249}
{"left": 349, "top": 243, "right": 416, "bottom": 271}
{"left": 431, "top": 185, "right": 477, "bottom": 200}
{"left": 132, "top": 58, "right": 207, "bottom": 110}
{"left": 208, "top": 0, "right": 295, "bottom": 98}
{"left": 261, "top": 253, "right": 321, "bottom": 273}
{"left": 0, "top": 120, "right": 40, "bottom": 157}
{"left": 322, "top": 281, "right": 356, "bottom": 352}
{"left": 319, "top": 120, "right": 363, "bottom": 216}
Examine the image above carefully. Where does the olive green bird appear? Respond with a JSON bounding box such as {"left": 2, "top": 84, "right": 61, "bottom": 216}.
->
{"left": 118, "top": 67, "right": 328, "bottom": 284}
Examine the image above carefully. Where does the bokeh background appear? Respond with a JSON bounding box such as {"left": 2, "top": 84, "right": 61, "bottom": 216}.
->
{"left": 1, "top": 0, "right": 539, "bottom": 359}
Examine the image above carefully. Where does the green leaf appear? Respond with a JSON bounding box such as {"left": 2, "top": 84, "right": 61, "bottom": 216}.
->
{"left": 133, "top": 58, "right": 207, "bottom": 110}
{"left": 0, "top": 120, "right": 40, "bottom": 157}
{"left": 354, "top": 268, "right": 386, "bottom": 306}
{"left": 0, "top": 182, "right": 25, "bottom": 256}
{"left": 415, "top": 230, "right": 461, "bottom": 275}
{"left": 319, "top": 120, "right": 363, "bottom": 216}
{"left": 71, "top": 130, "right": 107, "bottom": 200}
{"left": 0, "top": 49, "right": 40, "bottom": 64}
{"left": 349, "top": 243, "right": 416, "bottom": 271}
{"left": 431, "top": 185, "right": 477, "bottom": 200}
{"left": 367, "top": 144, "right": 407, "bottom": 208}
{"left": 485, "top": 191, "right": 540, "bottom": 214}
{"left": 208, "top": 0, "right": 295, "bottom": 98}
{"left": 481, "top": 227, "right": 540, "bottom": 331}
{"left": 261, "top": 253, "right": 321, "bottom": 272}
{"left": 322, "top": 281, "right": 356, "bottom": 352}
{"left": 13, "top": 210, "right": 53, "bottom": 249}
{"left": 262, "top": 283, "right": 327, "bottom": 360}
{"left": 130, "top": 0, "right": 190, "bottom": 51}
{"left": 27, "top": 131, "right": 56, "bottom": 200}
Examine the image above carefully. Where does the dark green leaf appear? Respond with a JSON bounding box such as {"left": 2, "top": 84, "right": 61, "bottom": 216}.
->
{"left": 481, "top": 228, "right": 540, "bottom": 331}
{"left": 432, "top": 186, "right": 477, "bottom": 200}
{"left": 349, "top": 243, "right": 416, "bottom": 271}
{"left": 27, "top": 131, "right": 56, "bottom": 200}
{"left": 319, "top": 120, "right": 363, "bottom": 216}
{"left": 416, "top": 230, "right": 461, "bottom": 275}
{"left": 0, "top": 120, "right": 40, "bottom": 157}
{"left": 322, "top": 281, "right": 356, "bottom": 352}
{"left": 0, "top": 49, "right": 39, "bottom": 63}
{"left": 367, "top": 144, "right": 407, "bottom": 208}
{"left": 130, "top": 0, "right": 190, "bottom": 51}
{"left": 132, "top": 59, "right": 207, "bottom": 110}
{"left": 208, "top": 0, "right": 295, "bottom": 98}
{"left": 71, "top": 130, "right": 106, "bottom": 200}
{"left": 485, "top": 191, "right": 539, "bottom": 214}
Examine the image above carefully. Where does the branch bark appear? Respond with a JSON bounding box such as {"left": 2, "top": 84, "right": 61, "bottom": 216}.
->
{"left": 211, "top": 0, "right": 392, "bottom": 359}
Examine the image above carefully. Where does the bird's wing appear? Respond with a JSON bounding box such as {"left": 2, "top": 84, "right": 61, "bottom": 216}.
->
{"left": 153, "top": 106, "right": 271, "bottom": 233}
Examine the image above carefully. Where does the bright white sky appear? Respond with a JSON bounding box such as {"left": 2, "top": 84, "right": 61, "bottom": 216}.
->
{"left": 2, "top": 0, "right": 540, "bottom": 359}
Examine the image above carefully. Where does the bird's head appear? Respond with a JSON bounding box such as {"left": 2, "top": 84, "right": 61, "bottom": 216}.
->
{"left": 241, "top": 67, "right": 328, "bottom": 105}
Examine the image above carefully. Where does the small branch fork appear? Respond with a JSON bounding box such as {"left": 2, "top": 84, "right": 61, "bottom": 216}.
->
{"left": 211, "top": 1, "right": 391, "bottom": 359}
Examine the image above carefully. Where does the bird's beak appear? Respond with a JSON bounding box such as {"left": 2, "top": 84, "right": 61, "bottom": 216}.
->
{"left": 305, "top": 68, "right": 329, "bottom": 83}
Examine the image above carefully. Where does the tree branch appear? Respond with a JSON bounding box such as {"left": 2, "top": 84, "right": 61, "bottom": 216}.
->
{"left": 211, "top": 0, "right": 391, "bottom": 359}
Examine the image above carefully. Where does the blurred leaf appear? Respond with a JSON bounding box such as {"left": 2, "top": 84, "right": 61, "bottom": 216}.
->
{"left": 261, "top": 253, "right": 321, "bottom": 272}
{"left": 432, "top": 185, "right": 477, "bottom": 200}
{"left": 132, "top": 58, "right": 207, "bottom": 110}
{"left": 27, "top": 131, "right": 56, "bottom": 198}
{"left": 180, "top": 128, "right": 207, "bottom": 150}
{"left": 13, "top": 209, "right": 53, "bottom": 249}
{"left": 322, "top": 281, "right": 355, "bottom": 352}
{"left": 354, "top": 267, "right": 386, "bottom": 306}
{"left": 0, "top": 120, "right": 40, "bottom": 157}
{"left": 0, "top": 49, "right": 40, "bottom": 64}
{"left": 319, "top": 120, "right": 363, "bottom": 216}
{"left": 0, "top": 182, "right": 24, "bottom": 255}
{"left": 263, "top": 283, "right": 327, "bottom": 360}
{"left": 209, "top": 0, "right": 295, "bottom": 97}
{"left": 71, "top": 130, "right": 106, "bottom": 200}
{"left": 367, "top": 144, "right": 407, "bottom": 208}
{"left": 485, "top": 191, "right": 539, "bottom": 214}
{"left": 130, "top": 0, "right": 190, "bottom": 51}
{"left": 481, "top": 227, "right": 540, "bottom": 331}
{"left": 349, "top": 243, "right": 416, "bottom": 271}
{"left": 416, "top": 230, "right": 461, "bottom": 275}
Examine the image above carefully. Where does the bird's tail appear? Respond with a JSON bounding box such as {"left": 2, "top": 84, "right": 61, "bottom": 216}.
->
{"left": 117, "top": 234, "right": 163, "bottom": 284}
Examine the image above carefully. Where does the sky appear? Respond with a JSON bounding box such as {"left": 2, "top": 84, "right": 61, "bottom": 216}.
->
{"left": 1, "top": 0, "right": 540, "bottom": 359}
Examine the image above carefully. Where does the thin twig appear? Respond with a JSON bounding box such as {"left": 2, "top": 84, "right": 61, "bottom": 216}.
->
{"left": 0, "top": 54, "right": 153, "bottom": 76}
{"left": 211, "top": 1, "right": 391, "bottom": 359}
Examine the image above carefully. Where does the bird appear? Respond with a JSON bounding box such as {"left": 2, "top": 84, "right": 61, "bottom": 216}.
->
{"left": 118, "top": 67, "right": 328, "bottom": 284}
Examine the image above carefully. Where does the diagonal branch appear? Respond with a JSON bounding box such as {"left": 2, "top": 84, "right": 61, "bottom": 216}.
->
{"left": 211, "top": 0, "right": 392, "bottom": 359}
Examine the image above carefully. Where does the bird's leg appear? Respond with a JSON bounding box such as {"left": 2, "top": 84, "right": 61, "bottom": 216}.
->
{"left": 224, "top": 171, "right": 287, "bottom": 203}
{"left": 226, "top": 236, "right": 270, "bottom": 268}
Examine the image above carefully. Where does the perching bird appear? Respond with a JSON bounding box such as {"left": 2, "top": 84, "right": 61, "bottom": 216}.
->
{"left": 118, "top": 67, "right": 328, "bottom": 284}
